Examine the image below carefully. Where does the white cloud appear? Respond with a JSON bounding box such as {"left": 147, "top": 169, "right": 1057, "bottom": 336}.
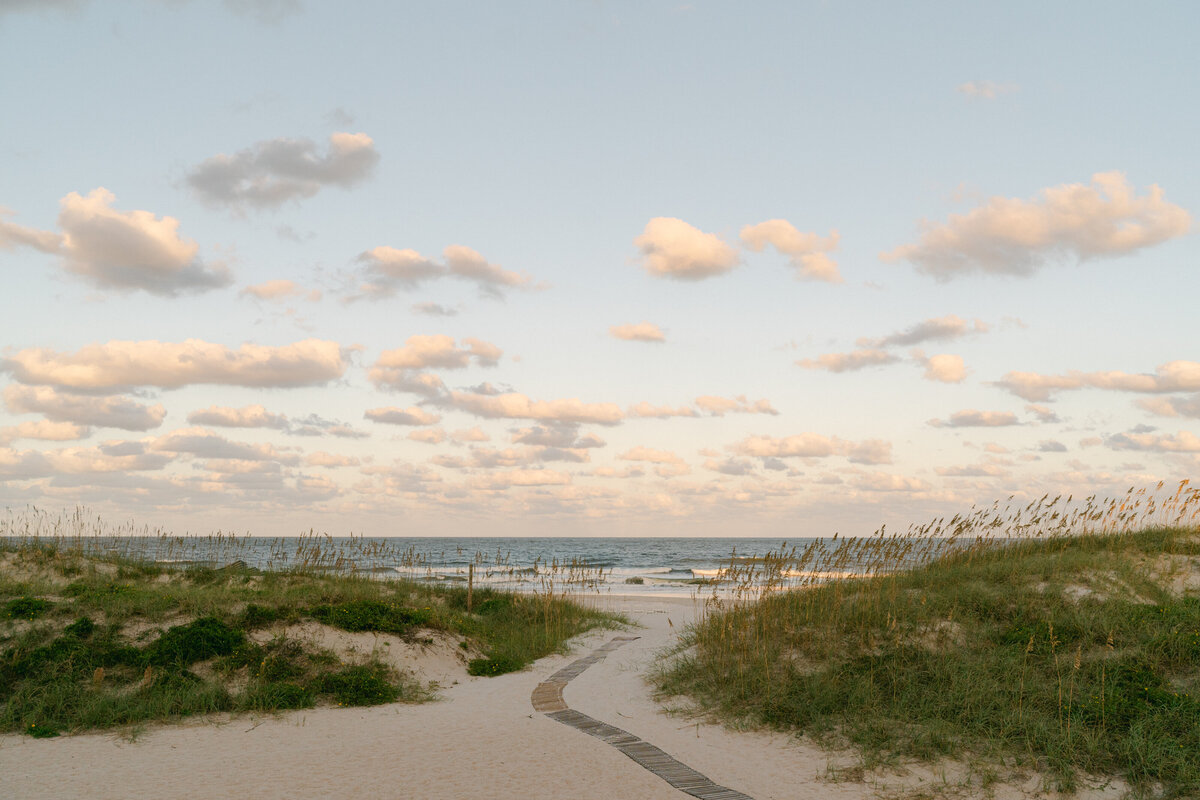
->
{"left": 740, "top": 219, "right": 841, "bottom": 283}
{"left": 443, "top": 245, "right": 536, "bottom": 298}
{"left": 4, "top": 385, "right": 165, "bottom": 430}
{"left": 0, "top": 419, "right": 90, "bottom": 445}
{"left": 852, "top": 473, "right": 931, "bottom": 492}
{"left": 187, "top": 404, "right": 289, "bottom": 429}
{"left": 469, "top": 469, "right": 572, "bottom": 489}
{"left": 610, "top": 322, "right": 666, "bottom": 343}
{"left": 4, "top": 338, "right": 346, "bottom": 391}
{"left": 859, "top": 315, "right": 987, "bottom": 348}
{"left": 305, "top": 451, "right": 360, "bottom": 468}
{"left": 448, "top": 391, "right": 624, "bottom": 426}
{"left": 883, "top": 172, "right": 1190, "bottom": 279}
{"left": 187, "top": 132, "right": 379, "bottom": 210}
{"left": 2, "top": 189, "right": 231, "bottom": 295}
{"left": 995, "top": 360, "right": 1200, "bottom": 401}
{"left": 353, "top": 246, "right": 535, "bottom": 300}
{"left": 694, "top": 395, "right": 778, "bottom": 416}
{"left": 241, "top": 279, "right": 319, "bottom": 301}
{"left": 918, "top": 353, "right": 967, "bottom": 383}
{"left": 373, "top": 335, "right": 502, "bottom": 370}
{"left": 626, "top": 402, "right": 698, "bottom": 419}
{"left": 408, "top": 427, "right": 446, "bottom": 444}
{"left": 1137, "top": 395, "right": 1200, "bottom": 419}
{"left": 152, "top": 427, "right": 298, "bottom": 463}
{"left": 450, "top": 427, "right": 490, "bottom": 443}
{"left": 618, "top": 446, "right": 684, "bottom": 464}
{"left": 635, "top": 217, "right": 738, "bottom": 280}
{"left": 798, "top": 349, "right": 900, "bottom": 373}
{"left": 730, "top": 434, "right": 892, "bottom": 465}
{"left": 364, "top": 406, "right": 441, "bottom": 426}
{"left": 928, "top": 410, "right": 1021, "bottom": 428}
{"left": 1108, "top": 430, "right": 1200, "bottom": 453}
{"left": 957, "top": 80, "right": 1018, "bottom": 100}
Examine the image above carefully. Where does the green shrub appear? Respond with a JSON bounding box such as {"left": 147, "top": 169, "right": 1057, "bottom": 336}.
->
{"left": 238, "top": 681, "right": 314, "bottom": 711}
{"left": 3, "top": 597, "right": 53, "bottom": 620}
{"left": 312, "top": 600, "right": 431, "bottom": 635}
{"left": 142, "top": 617, "right": 244, "bottom": 667}
{"left": 467, "top": 654, "right": 522, "bottom": 676}
{"left": 312, "top": 663, "right": 400, "bottom": 706}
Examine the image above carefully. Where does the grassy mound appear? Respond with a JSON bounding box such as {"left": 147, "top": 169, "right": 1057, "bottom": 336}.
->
{"left": 655, "top": 524, "right": 1200, "bottom": 795}
{"left": 0, "top": 538, "right": 622, "bottom": 737}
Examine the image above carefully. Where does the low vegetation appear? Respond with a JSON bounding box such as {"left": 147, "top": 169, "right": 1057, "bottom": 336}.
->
{"left": 654, "top": 483, "right": 1200, "bottom": 797}
{"left": 0, "top": 533, "right": 622, "bottom": 738}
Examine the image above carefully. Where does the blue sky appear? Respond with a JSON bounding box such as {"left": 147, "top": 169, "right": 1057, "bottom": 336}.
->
{"left": 1, "top": 1, "right": 1197, "bottom": 537}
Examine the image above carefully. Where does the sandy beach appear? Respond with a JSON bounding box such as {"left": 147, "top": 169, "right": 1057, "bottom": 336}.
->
{"left": 0, "top": 594, "right": 1125, "bottom": 800}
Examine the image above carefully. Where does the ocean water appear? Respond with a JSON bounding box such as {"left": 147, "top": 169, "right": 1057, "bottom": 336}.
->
{"left": 53, "top": 535, "right": 962, "bottom": 596}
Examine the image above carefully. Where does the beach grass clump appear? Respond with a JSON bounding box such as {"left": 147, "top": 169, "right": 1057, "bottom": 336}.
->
{"left": 654, "top": 483, "right": 1200, "bottom": 796}
{"left": 0, "top": 517, "right": 622, "bottom": 737}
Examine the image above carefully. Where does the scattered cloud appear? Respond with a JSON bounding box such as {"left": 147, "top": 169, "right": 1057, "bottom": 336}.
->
{"left": 447, "top": 391, "right": 623, "bottom": 426}
{"left": 1, "top": 189, "right": 231, "bottom": 295}
{"left": 740, "top": 219, "right": 841, "bottom": 283}
{"left": 928, "top": 410, "right": 1021, "bottom": 428}
{"left": 730, "top": 434, "right": 892, "bottom": 465}
{"left": 469, "top": 469, "right": 572, "bottom": 489}
{"left": 852, "top": 472, "right": 931, "bottom": 492}
{"left": 957, "top": 80, "right": 1018, "bottom": 100}
{"left": 241, "top": 279, "right": 320, "bottom": 301}
{"left": 187, "top": 404, "right": 289, "bottom": 429}
{"left": 618, "top": 446, "right": 684, "bottom": 465}
{"left": 4, "top": 339, "right": 347, "bottom": 391}
{"left": 883, "top": 172, "right": 1190, "bottom": 279}
{"left": 305, "top": 451, "right": 360, "bottom": 468}
{"left": 694, "top": 395, "right": 778, "bottom": 416}
{"left": 1107, "top": 430, "right": 1200, "bottom": 453}
{"left": 1137, "top": 395, "right": 1200, "bottom": 419}
{"left": 915, "top": 353, "right": 967, "bottom": 383}
{"left": 354, "top": 245, "right": 535, "bottom": 300}
{"left": 364, "top": 406, "right": 441, "bottom": 426}
{"left": 1026, "top": 404, "right": 1061, "bottom": 423}
{"left": 412, "top": 302, "right": 458, "bottom": 317}
{"left": 798, "top": 349, "right": 900, "bottom": 373}
{"left": 187, "top": 132, "right": 378, "bottom": 211}
{"left": 1038, "top": 439, "right": 1068, "bottom": 452}
{"left": 4, "top": 385, "right": 165, "bottom": 430}
{"left": 373, "top": 335, "right": 501, "bottom": 371}
{"left": 511, "top": 424, "right": 604, "bottom": 449}
{"left": 635, "top": 217, "right": 738, "bottom": 280}
{"left": 995, "top": 360, "right": 1200, "bottom": 401}
{"left": 610, "top": 321, "right": 666, "bottom": 343}
{"left": 408, "top": 427, "right": 446, "bottom": 444}
{"left": 151, "top": 427, "right": 298, "bottom": 463}
{"left": 0, "top": 419, "right": 90, "bottom": 445}
{"left": 858, "top": 315, "right": 987, "bottom": 348}
{"left": 626, "top": 402, "right": 697, "bottom": 419}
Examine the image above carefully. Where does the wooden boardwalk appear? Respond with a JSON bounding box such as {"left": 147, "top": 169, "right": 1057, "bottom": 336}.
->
{"left": 531, "top": 636, "right": 755, "bottom": 800}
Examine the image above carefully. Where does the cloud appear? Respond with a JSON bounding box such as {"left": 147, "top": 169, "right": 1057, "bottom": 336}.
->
{"left": 852, "top": 473, "right": 931, "bottom": 492}
{"left": 703, "top": 457, "right": 756, "bottom": 476}
{"left": 2, "top": 189, "right": 231, "bottom": 295}
{"left": 1026, "top": 404, "right": 1061, "bottom": 423}
{"left": 740, "top": 219, "right": 841, "bottom": 283}
{"left": 412, "top": 302, "right": 458, "bottom": 317}
{"left": 995, "top": 360, "right": 1200, "bottom": 401}
{"left": 364, "top": 406, "right": 441, "bottom": 426}
{"left": 408, "top": 427, "right": 446, "bottom": 444}
{"left": 1107, "top": 430, "right": 1200, "bottom": 453}
{"left": 469, "top": 469, "right": 572, "bottom": 489}
{"left": 626, "top": 402, "right": 698, "bottom": 419}
{"left": 187, "top": 404, "right": 289, "bottom": 429}
{"left": 928, "top": 410, "right": 1021, "bottom": 428}
{"left": 694, "top": 395, "right": 778, "bottom": 416}
{"left": 0, "top": 441, "right": 171, "bottom": 478}
{"left": 883, "top": 172, "right": 1190, "bottom": 279}
{"left": 4, "top": 338, "right": 346, "bottom": 391}
{"left": 618, "top": 446, "right": 683, "bottom": 465}
{"left": 0, "top": 419, "right": 90, "bottom": 445}
{"left": 450, "top": 427, "right": 490, "bottom": 443}
{"left": 917, "top": 353, "right": 967, "bottom": 383}
{"left": 1137, "top": 395, "right": 1200, "bottom": 419}
{"left": 798, "top": 349, "right": 900, "bottom": 373}
{"left": 152, "top": 427, "right": 298, "bottom": 463}
{"left": 373, "top": 335, "right": 501, "bottom": 371}
{"left": 634, "top": 217, "right": 738, "bottom": 280}
{"left": 4, "top": 385, "right": 165, "bottom": 430}
{"left": 957, "top": 80, "right": 1018, "bottom": 99}
{"left": 1038, "top": 440, "right": 1068, "bottom": 452}
{"left": 0, "top": 0, "right": 83, "bottom": 17}
{"left": 447, "top": 391, "right": 624, "bottom": 426}
{"left": 353, "top": 245, "right": 534, "bottom": 300}
{"left": 610, "top": 322, "right": 666, "bottom": 343}
{"left": 240, "top": 279, "right": 319, "bottom": 301}
{"left": 305, "top": 451, "right": 360, "bottom": 468}
{"left": 935, "top": 462, "right": 1011, "bottom": 478}
{"left": 511, "top": 425, "right": 604, "bottom": 449}
{"left": 187, "top": 132, "right": 378, "bottom": 210}
{"left": 859, "top": 315, "right": 987, "bottom": 348}
{"left": 730, "top": 434, "right": 893, "bottom": 465}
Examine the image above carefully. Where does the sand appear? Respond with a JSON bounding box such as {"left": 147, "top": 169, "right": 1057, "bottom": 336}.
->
{"left": 0, "top": 594, "right": 1128, "bottom": 800}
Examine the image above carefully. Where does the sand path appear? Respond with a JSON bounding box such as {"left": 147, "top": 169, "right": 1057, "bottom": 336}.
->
{"left": 0, "top": 596, "right": 940, "bottom": 799}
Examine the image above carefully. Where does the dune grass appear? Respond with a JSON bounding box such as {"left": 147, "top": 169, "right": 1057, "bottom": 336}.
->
{"left": 654, "top": 483, "right": 1200, "bottom": 797}
{"left": 0, "top": 532, "right": 623, "bottom": 738}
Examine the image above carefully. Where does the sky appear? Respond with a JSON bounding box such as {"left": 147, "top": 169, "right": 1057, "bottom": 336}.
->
{"left": 1, "top": 1, "right": 1198, "bottom": 538}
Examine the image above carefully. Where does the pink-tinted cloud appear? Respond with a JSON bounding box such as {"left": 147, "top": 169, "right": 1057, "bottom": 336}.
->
{"left": 618, "top": 446, "right": 684, "bottom": 464}
{"left": 447, "top": 391, "right": 623, "bottom": 425}
{"left": 858, "top": 314, "right": 987, "bottom": 348}
{"left": 730, "top": 434, "right": 892, "bottom": 465}
{"left": 610, "top": 322, "right": 666, "bottom": 343}
{"left": 364, "top": 406, "right": 442, "bottom": 426}
{"left": 957, "top": 80, "right": 1018, "bottom": 100}
{"left": 917, "top": 353, "right": 967, "bottom": 383}
{"left": 626, "top": 402, "right": 698, "bottom": 419}
{"left": 4, "top": 385, "right": 165, "bottom": 431}
{"left": 740, "top": 219, "right": 841, "bottom": 283}
{"left": 374, "top": 335, "right": 502, "bottom": 370}
{"left": 1137, "top": 395, "right": 1200, "bottom": 419}
{"left": 469, "top": 469, "right": 572, "bottom": 489}
{"left": 0, "top": 419, "right": 90, "bottom": 445}
{"left": 928, "top": 410, "right": 1021, "bottom": 428}
{"left": 694, "top": 395, "right": 778, "bottom": 416}
{"left": 408, "top": 427, "right": 447, "bottom": 444}
{"left": 798, "top": 349, "right": 900, "bottom": 373}
{"left": 305, "top": 451, "right": 361, "bottom": 468}
{"left": 635, "top": 217, "right": 738, "bottom": 280}
{"left": 1108, "top": 430, "right": 1200, "bottom": 453}
{"left": 151, "top": 427, "right": 299, "bottom": 463}
{"left": 884, "top": 172, "right": 1190, "bottom": 279}
{"left": 4, "top": 338, "right": 346, "bottom": 391}
{"left": 240, "top": 279, "right": 321, "bottom": 301}
{"left": 995, "top": 361, "right": 1200, "bottom": 401}
{"left": 187, "top": 404, "right": 289, "bottom": 429}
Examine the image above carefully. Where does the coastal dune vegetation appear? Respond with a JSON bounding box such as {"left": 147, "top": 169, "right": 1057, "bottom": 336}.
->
{"left": 654, "top": 482, "right": 1200, "bottom": 797}
{"left": 0, "top": 515, "right": 623, "bottom": 739}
